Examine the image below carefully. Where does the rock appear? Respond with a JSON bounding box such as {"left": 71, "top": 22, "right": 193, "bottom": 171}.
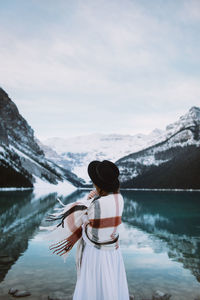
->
{"left": 8, "top": 287, "right": 18, "bottom": 295}
{"left": 0, "top": 264, "right": 10, "bottom": 270}
{"left": 152, "top": 290, "right": 171, "bottom": 300}
{"left": 13, "top": 290, "right": 31, "bottom": 297}
{"left": 0, "top": 255, "right": 14, "bottom": 264}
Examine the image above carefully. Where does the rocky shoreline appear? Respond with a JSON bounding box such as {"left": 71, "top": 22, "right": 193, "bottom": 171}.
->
{"left": 1, "top": 287, "right": 198, "bottom": 300}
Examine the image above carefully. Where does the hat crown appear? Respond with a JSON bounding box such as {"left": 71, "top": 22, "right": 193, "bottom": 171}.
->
{"left": 96, "top": 160, "right": 119, "bottom": 183}
{"left": 87, "top": 160, "right": 120, "bottom": 192}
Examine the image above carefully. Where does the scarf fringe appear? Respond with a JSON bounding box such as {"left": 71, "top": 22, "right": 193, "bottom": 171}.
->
{"left": 40, "top": 195, "right": 108, "bottom": 266}
{"left": 49, "top": 226, "right": 83, "bottom": 256}
{"left": 39, "top": 197, "right": 88, "bottom": 262}
{"left": 43, "top": 198, "right": 88, "bottom": 228}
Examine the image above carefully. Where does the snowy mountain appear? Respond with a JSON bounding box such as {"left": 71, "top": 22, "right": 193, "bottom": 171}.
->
{"left": 116, "top": 107, "right": 200, "bottom": 189}
{"left": 40, "top": 106, "right": 200, "bottom": 189}
{"left": 0, "top": 87, "right": 84, "bottom": 189}
{"left": 40, "top": 129, "right": 164, "bottom": 183}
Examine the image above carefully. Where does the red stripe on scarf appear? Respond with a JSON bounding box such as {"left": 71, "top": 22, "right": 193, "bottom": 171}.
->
{"left": 65, "top": 202, "right": 83, "bottom": 232}
{"left": 111, "top": 193, "right": 120, "bottom": 249}
{"left": 89, "top": 216, "right": 122, "bottom": 228}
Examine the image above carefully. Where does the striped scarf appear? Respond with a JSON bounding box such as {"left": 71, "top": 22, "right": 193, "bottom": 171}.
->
{"left": 39, "top": 192, "right": 123, "bottom": 276}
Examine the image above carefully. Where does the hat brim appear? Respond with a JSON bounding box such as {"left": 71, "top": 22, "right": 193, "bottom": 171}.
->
{"left": 87, "top": 160, "right": 120, "bottom": 192}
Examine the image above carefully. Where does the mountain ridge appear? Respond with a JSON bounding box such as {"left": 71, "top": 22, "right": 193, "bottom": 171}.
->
{"left": 40, "top": 105, "right": 200, "bottom": 189}
{"left": 1, "top": 86, "right": 199, "bottom": 189}
{"left": 0, "top": 87, "right": 84, "bottom": 188}
{"left": 115, "top": 106, "right": 200, "bottom": 189}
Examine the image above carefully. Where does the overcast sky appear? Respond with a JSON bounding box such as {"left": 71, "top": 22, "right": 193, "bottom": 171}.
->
{"left": 0, "top": 0, "right": 200, "bottom": 140}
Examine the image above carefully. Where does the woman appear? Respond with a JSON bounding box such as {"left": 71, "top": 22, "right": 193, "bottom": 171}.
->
{"left": 40, "top": 160, "right": 129, "bottom": 300}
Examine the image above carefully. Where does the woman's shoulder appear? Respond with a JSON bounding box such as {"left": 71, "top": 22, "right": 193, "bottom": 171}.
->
{"left": 106, "top": 192, "right": 123, "bottom": 198}
{"left": 102, "top": 192, "right": 124, "bottom": 205}
{"left": 112, "top": 192, "right": 124, "bottom": 199}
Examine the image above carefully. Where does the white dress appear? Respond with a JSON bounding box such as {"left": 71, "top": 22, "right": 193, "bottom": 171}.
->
{"left": 73, "top": 223, "right": 130, "bottom": 300}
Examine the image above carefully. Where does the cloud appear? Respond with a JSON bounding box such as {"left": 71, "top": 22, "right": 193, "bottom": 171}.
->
{"left": 181, "top": 0, "right": 200, "bottom": 22}
{"left": 0, "top": 0, "right": 199, "bottom": 138}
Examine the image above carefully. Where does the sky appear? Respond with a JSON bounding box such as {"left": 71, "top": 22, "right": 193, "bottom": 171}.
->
{"left": 0, "top": 0, "right": 200, "bottom": 140}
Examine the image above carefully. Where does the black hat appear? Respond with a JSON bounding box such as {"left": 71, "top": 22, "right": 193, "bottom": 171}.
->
{"left": 87, "top": 160, "right": 120, "bottom": 192}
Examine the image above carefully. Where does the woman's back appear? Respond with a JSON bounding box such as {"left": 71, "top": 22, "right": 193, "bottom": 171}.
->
{"left": 73, "top": 192, "right": 129, "bottom": 300}
{"left": 86, "top": 193, "right": 124, "bottom": 248}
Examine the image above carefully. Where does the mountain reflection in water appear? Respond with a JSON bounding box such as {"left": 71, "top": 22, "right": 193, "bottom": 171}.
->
{"left": 122, "top": 190, "right": 200, "bottom": 283}
{"left": 0, "top": 189, "right": 200, "bottom": 299}
{"left": 0, "top": 190, "right": 86, "bottom": 283}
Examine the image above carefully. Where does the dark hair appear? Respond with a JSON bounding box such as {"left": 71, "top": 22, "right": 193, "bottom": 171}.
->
{"left": 94, "top": 183, "right": 120, "bottom": 196}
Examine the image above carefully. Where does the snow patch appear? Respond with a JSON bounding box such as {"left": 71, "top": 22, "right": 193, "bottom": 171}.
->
{"left": 33, "top": 176, "right": 77, "bottom": 198}
{"left": 0, "top": 187, "right": 32, "bottom": 191}
{"left": 0, "top": 146, "right": 5, "bottom": 153}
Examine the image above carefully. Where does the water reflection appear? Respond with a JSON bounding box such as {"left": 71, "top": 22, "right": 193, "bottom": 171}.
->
{"left": 0, "top": 189, "right": 200, "bottom": 298}
{"left": 0, "top": 190, "right": 86, "bottom": 283}
{"left": 122, "top": 190, "right": 200, "bottom": 282}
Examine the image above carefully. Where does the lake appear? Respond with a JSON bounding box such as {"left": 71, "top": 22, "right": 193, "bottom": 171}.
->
{"left": 0, "top": 189, "right": 200, "bottom": 300}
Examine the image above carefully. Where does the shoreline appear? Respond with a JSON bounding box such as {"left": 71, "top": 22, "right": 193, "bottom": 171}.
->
{"left": 0, "top": 186, "right": 200, "bottom": 192}
{"left": 0, "top": 187, "right": 33, "bottom": 191}
{"left": 78, "top": 187, "right": 200, "bottom": 192}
